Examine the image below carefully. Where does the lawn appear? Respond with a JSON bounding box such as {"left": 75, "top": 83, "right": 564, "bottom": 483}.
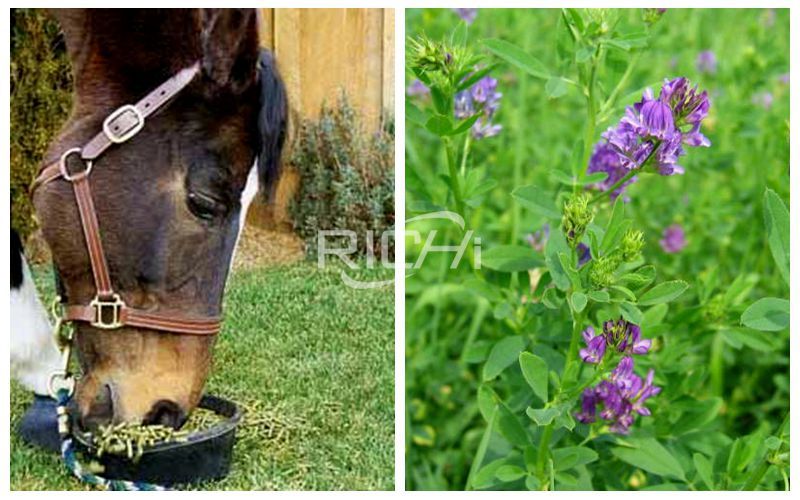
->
{"left": 11, "top": 262, "right": 395, "bottom": 490}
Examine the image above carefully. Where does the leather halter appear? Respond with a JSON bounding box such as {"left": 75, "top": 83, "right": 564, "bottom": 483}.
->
{"left": 31, "top": 62, "right": 221, "bottom": 336}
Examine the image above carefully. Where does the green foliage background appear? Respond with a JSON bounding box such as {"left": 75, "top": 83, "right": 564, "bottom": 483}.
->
{"left": 11, "top": 9, "right": 72, "bottom": 240}
{"left": 405, "top": 8, "right": 789, "bottom": 491}
{"left": 290, "top": 95, "right": 395, "bottom": 259}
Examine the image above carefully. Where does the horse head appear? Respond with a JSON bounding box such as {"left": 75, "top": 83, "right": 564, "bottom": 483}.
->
{"left": 32, "top": 8, "right": 286, "bottom": 429}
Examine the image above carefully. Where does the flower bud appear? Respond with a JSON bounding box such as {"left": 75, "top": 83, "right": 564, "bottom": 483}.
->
{"left": 562, "top": 193, "right": 595, "bottom": 248}
{"left": 590, "top": 255, "right": 620, "bottom": 288}
{"left": 621, "top": 228, "right": 645, "bottom": 262}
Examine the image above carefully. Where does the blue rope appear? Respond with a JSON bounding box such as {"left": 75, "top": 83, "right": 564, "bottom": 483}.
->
{"left": 55, "top": 389, "right": 168, "bottom": 491}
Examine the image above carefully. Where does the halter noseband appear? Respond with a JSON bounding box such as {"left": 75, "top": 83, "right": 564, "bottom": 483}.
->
{"left": 31, "top": 62, "right": 221, "bottom": 336}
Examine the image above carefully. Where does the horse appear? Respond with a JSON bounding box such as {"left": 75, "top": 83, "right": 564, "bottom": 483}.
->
{"left": 29, "top": 8, "right": 287, "bottom": 430}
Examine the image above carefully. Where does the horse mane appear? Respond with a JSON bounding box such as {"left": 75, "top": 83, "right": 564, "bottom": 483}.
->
{"left": 256, "top": 49, "right": 287, "bottom": 202}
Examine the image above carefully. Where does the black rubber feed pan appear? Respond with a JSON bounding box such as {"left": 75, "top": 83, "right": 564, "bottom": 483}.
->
{"left": 73, "top": 395, "right": 241, "bottom": 486}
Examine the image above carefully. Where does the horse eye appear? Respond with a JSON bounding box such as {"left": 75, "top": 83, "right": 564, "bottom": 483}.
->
{"left": 187, "top": 192, "right": 226, "bottom": 220}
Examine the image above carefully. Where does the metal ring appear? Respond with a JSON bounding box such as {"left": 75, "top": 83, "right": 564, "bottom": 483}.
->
{"left": 59, "top": 147, "right": 93, "bottom": 182}
{"left": 47, "top": 370, "right": 75, "bottom": 400}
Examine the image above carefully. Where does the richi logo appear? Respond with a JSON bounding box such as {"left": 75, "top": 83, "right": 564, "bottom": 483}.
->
{"left": 317, "top": 211, "right": 481, "bottom": 289}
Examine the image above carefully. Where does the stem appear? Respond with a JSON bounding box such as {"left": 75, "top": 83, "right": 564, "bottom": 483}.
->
{"left": 536, "top": 424, "right": 554, "bottom": 478}
{"left": 579, "top": 48, "right": 600, "bottom": 193}
{"left": 741, "top": 411, "right": 789, "bottom": 490}
{"left": 459, "top": 133, "right": 471, "bottom": 177}
{"left": 710, "top": 330, "right": 724, "bottom": 397}
{"left": 444, "top": 137, "right": 465, "bottom": 219}
{"left": 599, "top": 50, "right": 643, "bottom": 120}
{"left": 466, "top": 406, "right": 498, "bottom": 490}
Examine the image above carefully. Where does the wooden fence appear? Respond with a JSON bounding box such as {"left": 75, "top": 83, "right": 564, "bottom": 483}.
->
{"left": 250, "top": 8, "right": 395, "bottom": 229}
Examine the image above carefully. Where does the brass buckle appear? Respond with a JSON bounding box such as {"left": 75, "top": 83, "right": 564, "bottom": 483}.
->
{"left": 103, "top": 104, "right": 144, "bottom": 144}
{"left": 90, "top": 293, "right": 125, "bottom": 329}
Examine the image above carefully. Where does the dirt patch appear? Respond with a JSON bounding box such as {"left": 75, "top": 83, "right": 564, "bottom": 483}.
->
{"left": 232, "top": 225, "right": 305, "bottom": 270}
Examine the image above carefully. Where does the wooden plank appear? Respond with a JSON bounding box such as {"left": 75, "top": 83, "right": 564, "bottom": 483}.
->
{"left": 382, "top": 9, "right": 395, "bottom": 120}
{"left": 258, "top": 8, "right": 274, "bottom": 49}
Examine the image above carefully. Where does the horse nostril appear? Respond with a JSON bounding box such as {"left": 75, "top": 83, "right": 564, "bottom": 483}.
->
{"left": 82, "top": 383, "right": 115, "bottom": 430}
{"left": 143, "top": 400, "right": 187, "bottom": 429}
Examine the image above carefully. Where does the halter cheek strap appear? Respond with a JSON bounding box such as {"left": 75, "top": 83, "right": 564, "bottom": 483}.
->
{"left": 31, "top": 61, "right": 221, "bottom": 337}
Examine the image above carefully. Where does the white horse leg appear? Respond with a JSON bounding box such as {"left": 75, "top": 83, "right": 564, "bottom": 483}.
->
{"left": 10, "top": 250, "right": 61, "bottom": 396}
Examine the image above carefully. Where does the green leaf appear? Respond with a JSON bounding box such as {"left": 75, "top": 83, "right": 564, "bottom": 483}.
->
{"left": 482, "top": 38, "right": 550, "bottom": 79}
{"left": 611, "top": 437, "right": 686, "bottom": 481}
{"left": 497, "top": 404, "right": 529, "bottom": 444}
{"left": 495, "top": 465, "right": 526, "bottom": 482}
{"left": 638, "top": 280, "right": 689, "bottom": 306}
{"left": 764, "top": 189, "right": 789, "bottom": 286}
{"left": 457, "top": 64, "right": 498, "bottom": 91}
{"left": 588, "top": 290, "right": 609, "bottom": 303}
{"left": 741, "top": 297, "right": 789, "bottom": 331}
{"left": 600, "top": 197, "right": 625, "bottom": 255}
{"left": 545, "top": 229, "right": 571, "bottom": 291}
{"left": 430, "top": 86, "right": 450, "bottom": 116}
{"left": 471, "top": 458, "right": 504, "bottom": 490}
{"left": 526, "top": 407, "right": 560, "bottom": 426}
{"left": 558, "top": 252, "right": 581, "bottom": 290}
{"left": 481, "top": 245, "right": 544, "bottom": 272}
{"left": 553, "top": 446, "right": 599, "bottom": 472}
{"left": 425, "top": 115, "right": 452, "bottom": 136}
{"left": 721, "top": 328, "right": 778, "bottom": 352}
{"left": 450, "top": 114, "right": 481, "bottom": 135}
{"left": 671, "top": 397, "right": 723, "bottom": 435}
{"left": 542, "top": 287, "right": 564, "bottom": 309}
{"left": 483, "top": 336, "right": 527, "bottom": 381}
{"left": 642, "top": 302, "right": 668, "bottom": 327}
{"left": 477, "top": 384, "right": 500, "bottom": 422}
{"left": 571, "top": 292, "right": 588, "bottom": 313}
{"left": 693, "top": 453, "right": 715, "bottom": 490}
{"left": 519, "top": 352, "right": 548, "bottom": 402}
{"left": 511, "top": 185, "right": 560, "bottom": 219}
{"left": 619, "top": 301, "right": 643, "bottom": 325}
{"left": 406, "top": 100, "right": 428, "bottom": 126}
{"left": 545, "top": 76, "right": 569, "bottom": 98}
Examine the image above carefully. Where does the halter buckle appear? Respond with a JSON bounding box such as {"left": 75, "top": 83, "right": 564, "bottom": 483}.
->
{"left": 90, "top": 293, "right": 125, "bottom": 329}
{"left": 103, "top": 104, "right": 144, "bottom": 144}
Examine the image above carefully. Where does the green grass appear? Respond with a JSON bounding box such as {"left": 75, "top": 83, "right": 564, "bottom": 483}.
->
{"left": 10, "top": 262, "right": 395, "bottom": 490}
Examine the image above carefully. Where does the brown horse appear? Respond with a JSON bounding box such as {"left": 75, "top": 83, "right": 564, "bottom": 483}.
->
{"left": 31, "top": 9, "right": 286, "bottom": 429}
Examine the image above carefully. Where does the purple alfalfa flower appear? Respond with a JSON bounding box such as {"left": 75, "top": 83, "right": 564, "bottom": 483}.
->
{"left": 696, "top": 50, "right": 718, "bottom": 75}
{"left": 622, "top": 88, "right": 676, "bottom": 140}
{"left": 660, "top": 77, "right": 711, "bottom": 132}
{"left": 406, "top": 79, "right": 430, "bottom": 97}
{"left": 579, "top": 319, "right": 651, "bottom": 365}
{"left": 577, "top": 243, "right": 592, "bottom": 267}
{"left": 454, "top": 74, "right": 502, "bottom": 140}
{"left": 752, "top": 91, "right": 774, "bottom": 109}
{"left": 587, "top": 141, "right": 638, "bottom": 201}
{"left": 590, "top": 77, "right": 710, "bottom": 190}
{"left": 471, "top": 118, "right": 503, "bottom": 139}
{"left": 526, "top": 223, "right": 550, "bottom": 252}
{"left": 577, "top": 356, "right": 661, "bottom": 434}
{"left": 575, "top": 387, "right": 598, "bottom": 423}
{"left": 580, "top": 326, "right": 607, "bottom": 364}
{"left": 779, "top": 73, "right": 790, "bottom": 85}
{"left": 619, "top": 324, "right": 652, "bottom": 355}
{"left": 452, "top": 8, "right": 478, "bottom": 25}
{"left": 660, "top": 223, "right": 687, "bottom": 253}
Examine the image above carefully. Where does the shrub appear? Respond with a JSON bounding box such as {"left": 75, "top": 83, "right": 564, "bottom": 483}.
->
{"left": 290, "top": 93, "right": 395, "bottom": 260}
{"left": 10, "top": 8, "right": 73, "bottom": 240}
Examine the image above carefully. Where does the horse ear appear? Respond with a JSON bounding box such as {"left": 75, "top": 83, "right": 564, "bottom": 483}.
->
{"left": 200, "top": 9, "right": 260, "bottom": 95}
{"left": 256, "top": 49, "right": 288, "bottom": 201}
